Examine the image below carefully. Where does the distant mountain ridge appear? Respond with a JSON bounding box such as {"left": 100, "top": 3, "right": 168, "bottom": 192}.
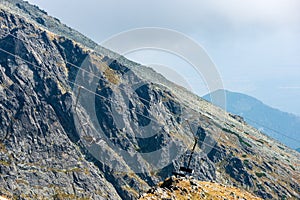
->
{"left": 203, "top": 89, "right": 300, "bottom": 150}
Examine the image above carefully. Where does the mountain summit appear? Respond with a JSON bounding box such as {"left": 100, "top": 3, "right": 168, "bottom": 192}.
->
{"left": 0, "top": 0, "right": 299, "bottom": 199}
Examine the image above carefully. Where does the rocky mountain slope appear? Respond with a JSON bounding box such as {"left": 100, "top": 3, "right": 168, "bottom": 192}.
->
{"left": 0, "top": 0, "right": 299, "bottom": 199}
{"left": 203, "top": 89, "right": 300, "bottom": 150}
{"left": 139, "top": 176, "right": 262, "bottom": 200}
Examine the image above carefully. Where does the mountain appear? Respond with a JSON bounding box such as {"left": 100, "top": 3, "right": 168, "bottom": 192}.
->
{"left": 0, "top": 0, "right": 299, "bottom": 199}
{"left": 203, "top": 89, "right": 300, "bottom": 150}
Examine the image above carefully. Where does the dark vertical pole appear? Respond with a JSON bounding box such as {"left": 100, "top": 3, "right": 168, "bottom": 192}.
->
{"left": 187, "top": 136, "right": 198, "bottom": 169}
{"left": 185, "top": 120, "right": 199, "bottom": 169}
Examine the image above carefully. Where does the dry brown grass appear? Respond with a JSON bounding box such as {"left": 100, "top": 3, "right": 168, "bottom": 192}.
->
{"left": 140, "top": 177, "right": 262, "bottom": 200}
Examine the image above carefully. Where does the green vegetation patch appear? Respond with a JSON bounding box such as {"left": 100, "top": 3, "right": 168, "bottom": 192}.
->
{"left": 222, "top": 128, "right": 252, "bottom": 148}
{"left": 255, "top": 172, "right": 266, "bottom": 178}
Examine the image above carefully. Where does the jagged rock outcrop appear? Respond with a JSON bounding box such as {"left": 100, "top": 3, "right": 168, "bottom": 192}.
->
{"left": 225, "top": 157, "right": 254, "bottom": 187}
{"left": 0, "top": 0, "right": 299, "bottom": 200}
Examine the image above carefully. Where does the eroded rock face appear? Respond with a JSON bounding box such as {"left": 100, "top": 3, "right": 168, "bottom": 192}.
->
{"left": 0, "top": 1, "right": 299, "bottom": 200}
{"left": 0, "top": 10, "right": 121, "bottom": 200}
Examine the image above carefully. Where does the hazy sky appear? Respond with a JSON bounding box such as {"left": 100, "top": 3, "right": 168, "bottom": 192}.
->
{"left": 27, "top": 0, "right": 300, "bottom": 115}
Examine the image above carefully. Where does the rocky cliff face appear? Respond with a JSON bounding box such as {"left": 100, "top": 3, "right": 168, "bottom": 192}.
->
{"left": 0, "top": 1, "right": 299, "bottom": 200}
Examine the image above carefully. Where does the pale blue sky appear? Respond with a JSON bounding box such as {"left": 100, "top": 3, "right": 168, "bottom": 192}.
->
{"left": 28, "top": 0, "right": 300, "bottom": 115}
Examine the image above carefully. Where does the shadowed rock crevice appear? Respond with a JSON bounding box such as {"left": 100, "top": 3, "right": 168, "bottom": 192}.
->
{"left": 225, "top": 157, "right": 254, "bottom": 187}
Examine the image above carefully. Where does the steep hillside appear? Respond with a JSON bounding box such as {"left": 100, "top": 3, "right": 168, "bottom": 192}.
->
{"left": 203, "top": 89, "right": 300, "bottom": 150}
{"left": 0, "top": 1, "right": 299, "bottom": 200}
